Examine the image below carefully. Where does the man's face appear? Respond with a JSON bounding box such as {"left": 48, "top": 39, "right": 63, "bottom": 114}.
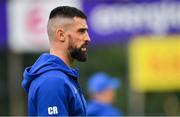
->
{"left": 66, "top": 17, "right": 90, "bottom": 62}
{"left": 104, "top": 89, "right": 116, "bottom": 103}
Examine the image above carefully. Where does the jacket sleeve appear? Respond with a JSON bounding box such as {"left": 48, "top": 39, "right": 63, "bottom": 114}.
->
{"left": 36, "top": 77, "right": 69, "bottom": 116}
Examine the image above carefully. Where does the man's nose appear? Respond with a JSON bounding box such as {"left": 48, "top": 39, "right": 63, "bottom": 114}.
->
{"left": 86, "top": 33, "right": 91, "bottom": 42}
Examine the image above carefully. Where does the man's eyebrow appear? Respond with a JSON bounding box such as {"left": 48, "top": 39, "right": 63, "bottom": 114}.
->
{"left": 80, "top": 27, "right": 88, "bottom": 30}
{"left": 78, "top": 28, "right": 88, "bottom": 32}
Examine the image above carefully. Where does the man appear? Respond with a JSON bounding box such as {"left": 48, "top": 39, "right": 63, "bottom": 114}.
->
{"left": 22, "top": 6, "right": 90, "bottom": 116}
{"left": 87, "top": 72, "right": 123, "bottom": 116}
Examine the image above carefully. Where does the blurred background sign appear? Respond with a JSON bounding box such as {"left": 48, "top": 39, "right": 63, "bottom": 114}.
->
{"left": 129, "top": 36, "right": 180, "bottom": 92}
{"left": 0, "top": 1, "right": 7, "bottom": 50}
{"left": 82, "top": 0, "right": 180, "bottom": 45}
{"left": 7, "top": 0, "right": 81, "bottom": 53}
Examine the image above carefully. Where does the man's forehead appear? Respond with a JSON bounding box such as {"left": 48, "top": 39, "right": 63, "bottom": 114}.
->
{"left": 73, "top": 17, "right": 88, "bottom": 28}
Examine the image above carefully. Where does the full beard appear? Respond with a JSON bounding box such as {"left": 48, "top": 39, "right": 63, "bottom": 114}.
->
{"left": 70, "top": 47, "right": 88, "bottom": 62}
{"left": 68, "top": 38, "right": 88, "bottom": 62}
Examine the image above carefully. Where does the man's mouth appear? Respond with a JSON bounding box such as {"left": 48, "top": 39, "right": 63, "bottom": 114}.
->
{"left": 81, "top": 44, "right": 88, "bottom": 51}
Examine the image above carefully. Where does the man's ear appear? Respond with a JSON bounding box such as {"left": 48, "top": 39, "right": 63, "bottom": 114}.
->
{"left": 55, "top": 28, "right": 65, "bottom": 42}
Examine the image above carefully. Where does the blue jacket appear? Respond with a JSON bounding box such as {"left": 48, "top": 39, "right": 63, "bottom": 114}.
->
{"left": 87, "top": 100, "right": 123, "bottom": 116}
{"left": 22, "top": 53, "right": 87, "bottom": 116}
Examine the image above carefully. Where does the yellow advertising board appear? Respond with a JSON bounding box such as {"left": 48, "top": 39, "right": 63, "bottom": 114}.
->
{"left": 129, "top": 36, "right": 180, "bottom": 92}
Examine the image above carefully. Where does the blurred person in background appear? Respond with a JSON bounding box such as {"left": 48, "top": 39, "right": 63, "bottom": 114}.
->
{"left": 87, "top": 72, "right": 123, "bottom": 116}
{"left": 21, "top": 6, "right": 90, "bottom": 116}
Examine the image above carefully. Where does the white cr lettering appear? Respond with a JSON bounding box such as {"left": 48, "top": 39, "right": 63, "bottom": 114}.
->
{"left": 48, "top": 106, "right": 58, "bottom": 115}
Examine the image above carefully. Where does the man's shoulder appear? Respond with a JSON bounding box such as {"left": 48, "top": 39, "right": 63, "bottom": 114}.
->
{"left": 103, "top": 105, "right": 122, "bottom": 116}
{"left": 42, "top": 69, "right": 68, "bottom": 78}
{"left": 34, "top": 71, "right": 69, "bottom": 86}
{"left": 29, "top": 72, "right": 71, "bottom": 98}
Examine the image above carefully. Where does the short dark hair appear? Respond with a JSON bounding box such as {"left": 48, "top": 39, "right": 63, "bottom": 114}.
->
{"left": 49, "top": 6, "right": 87, "bottom": 19}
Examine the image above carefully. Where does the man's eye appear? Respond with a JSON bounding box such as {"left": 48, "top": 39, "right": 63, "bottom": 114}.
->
{"left": 78, "top": 29, "right": 87, "bottom": 33}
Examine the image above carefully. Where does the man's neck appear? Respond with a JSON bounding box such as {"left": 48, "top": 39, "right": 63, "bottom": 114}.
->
{"left": 50, "top": 48, "right": 73, "bottom": 67}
